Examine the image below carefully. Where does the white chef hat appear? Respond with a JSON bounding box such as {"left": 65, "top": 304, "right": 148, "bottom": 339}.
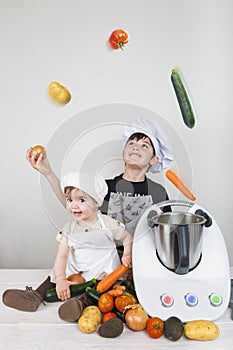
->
{"left": 122, "top": 116, "right": 174, "bottom": 173}
{"left": 60, "top": 172, "right": 108, "bottom": 206}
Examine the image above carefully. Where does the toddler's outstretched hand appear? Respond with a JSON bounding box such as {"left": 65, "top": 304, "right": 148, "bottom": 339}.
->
{"left": 26, "top": 147, "right": 51, "bottom": 176}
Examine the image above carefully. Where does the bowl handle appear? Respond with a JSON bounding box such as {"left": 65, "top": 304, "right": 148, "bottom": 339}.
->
{"left": 195, "top": 209, "right": 213, "bottom": 227}
{"left": 147, "top": 210, "right": 159, "bottom": 228}
{"left": 175, "top": 225, "right": 190, "bottom": 275}
{"left": 156, "top": 199, "right": 194, "bottom": 209}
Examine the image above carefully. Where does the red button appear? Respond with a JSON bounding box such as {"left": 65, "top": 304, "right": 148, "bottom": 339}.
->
{"left": 161, "top": 294, "right": 174, "bottom": 307}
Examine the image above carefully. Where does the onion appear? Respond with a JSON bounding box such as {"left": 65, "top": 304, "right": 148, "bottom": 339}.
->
{"left": 67, "top": 273, "right": 85, "bottom": 284}
{"left": 125, "top": 304, "right": 149, "bottom": 331}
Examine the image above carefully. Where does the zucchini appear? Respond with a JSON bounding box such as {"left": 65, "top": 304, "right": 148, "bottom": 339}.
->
{"left": 171, "top": 67, "right": 195, "bottom": 129}
{"left": 113, "top": 307, "right": 125, "bottom": 323}
{"left": 44, "top": 278, "right": 96, "bottom": 302}
{"left": 85, "top": 286, "right": 101, "bottom": 305}
{"left": 120, "top": 279, "right": 137, "bottom": 297}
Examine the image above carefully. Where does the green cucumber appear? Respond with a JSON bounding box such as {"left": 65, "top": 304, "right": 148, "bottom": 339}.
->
{"left": 44, "top": 278, "right": 96, "bottom": 303}
{"left": 171, "top": 67, "right": 195, "bottom": 129}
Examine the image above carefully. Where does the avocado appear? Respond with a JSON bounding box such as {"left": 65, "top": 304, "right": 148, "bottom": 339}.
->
{"left": 98, "top": 318, "right": 124, "bottom": 338}
{"left": 164, "top": 316, "right": 184, "bottom": 341}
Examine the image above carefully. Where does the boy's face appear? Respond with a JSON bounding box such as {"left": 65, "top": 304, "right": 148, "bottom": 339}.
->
{"left": 123, "top": 136, "right": 158, "bottom": 171}
{"left": 65, "top": 188, "right": 98, "bottom": 223}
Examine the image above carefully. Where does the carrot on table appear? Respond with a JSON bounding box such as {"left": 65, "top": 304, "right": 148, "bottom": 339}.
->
{"left": 166, "top": 169, "right": 196, "bottom": 201}
{"left": 96, "top": 264, "right": 129, "bottom": 293}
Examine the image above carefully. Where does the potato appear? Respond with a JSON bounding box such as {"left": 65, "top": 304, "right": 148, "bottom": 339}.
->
{"left": 78, "top": 315, "right": 100, "bottom": 334}
{"left": 77, "top": 306, "right": 102, "bottom": 333}
{"left": 48, "top": 81, "right": 71, "bottom": 104}
{"left": 82, "top": 306, "right": 102, "bottom": 323}
{"left": 184, "top": 320, "right": 220, "bottom": 341}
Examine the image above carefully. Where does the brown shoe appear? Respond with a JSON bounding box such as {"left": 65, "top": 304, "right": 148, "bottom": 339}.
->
{"left": 2, "top": 286, "right": 44, "bottom": 312}
{"left": 58, "top": 297, "right": 84, "bottom": 322}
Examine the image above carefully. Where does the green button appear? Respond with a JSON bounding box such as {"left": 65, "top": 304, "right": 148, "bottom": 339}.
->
{"left": 209, "top": 293, "right": 222, "bottom": 306}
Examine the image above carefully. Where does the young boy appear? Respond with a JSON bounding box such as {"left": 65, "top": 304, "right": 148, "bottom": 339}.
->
{"left": 101, "top": 116, "right": 174, "bottom": 233}
{"left": 2, "top": 172, "right": 132, "bottom": 322}
{"left": 26, "top": 116, "right": 174, "bottom": 234}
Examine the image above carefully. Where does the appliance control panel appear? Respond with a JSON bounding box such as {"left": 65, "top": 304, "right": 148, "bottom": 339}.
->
{"left": 159, "top": 292, "right": 222, "bottom": 308}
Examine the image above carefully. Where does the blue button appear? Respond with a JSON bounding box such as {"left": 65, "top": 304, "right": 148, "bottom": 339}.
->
{"left": 185, "top": 293, "right": 198, "bottom": 306}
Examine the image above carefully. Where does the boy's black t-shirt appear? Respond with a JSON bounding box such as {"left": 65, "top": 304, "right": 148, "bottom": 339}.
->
{"left": 100, "top": 173, "right": 170, "bottom": 214}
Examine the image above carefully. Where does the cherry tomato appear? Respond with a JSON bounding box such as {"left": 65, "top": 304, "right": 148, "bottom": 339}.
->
{"left": 98, "top": 293, "right": 114, "bottom": 313}
{"left": 102, "top": 312, "right": 117, "bottom": 323}
{"left": 146, "top": 317, "right": 164, "bottom": 339}
{"left": 115, "top": 294, "right": 134, "bottom": 313}
{"left": 30, "top": 145, "right": 45, "bottom": 160}
{"left": 109, "top": 29, "right": 129, "bottom": 50}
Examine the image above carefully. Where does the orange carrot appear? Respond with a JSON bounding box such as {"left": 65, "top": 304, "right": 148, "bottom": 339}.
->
{"left": 96, "top": 265, "right": 129, "bottom": 293}
{"left": 166, "top": 169, "right": 196, "bottom": 201}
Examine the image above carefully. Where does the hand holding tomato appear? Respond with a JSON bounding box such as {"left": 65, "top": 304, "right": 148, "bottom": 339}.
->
{"left": 30, "top": 145, "right": 45, "bottom": 161}
{"left": 26, "top": 146, "right": 51, "bottom": 176}
{"left": 109, "top": 29, "right": 129, "bottom": 50}
{"left": 146, "top": 317, "right": 164, "bottom": 339}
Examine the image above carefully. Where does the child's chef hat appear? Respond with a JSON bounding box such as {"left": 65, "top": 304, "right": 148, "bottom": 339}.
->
{"left": 122, "top": 116, "right": 174, "bottom": 173}
{"left": 61, "top": 172, "right": 108, "bottom": 206}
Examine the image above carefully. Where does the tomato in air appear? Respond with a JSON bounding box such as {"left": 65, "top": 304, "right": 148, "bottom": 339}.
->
{"left": 98, "top": 293, "right": 114, "bottom": 313}
{"left": 109, "top": 29, "right": 129, "bottom": 50}
{"left": 146, "top": 317, "right": 164, "bottom": 339}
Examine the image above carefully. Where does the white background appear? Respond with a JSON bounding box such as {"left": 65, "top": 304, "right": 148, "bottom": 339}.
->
{"left": 0, "top": 0, "right": 232, "bottom": 268}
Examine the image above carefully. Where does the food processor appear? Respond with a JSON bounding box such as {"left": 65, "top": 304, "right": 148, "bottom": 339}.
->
{"left": 132, "top": 200, "right": 231, "bottom": 322}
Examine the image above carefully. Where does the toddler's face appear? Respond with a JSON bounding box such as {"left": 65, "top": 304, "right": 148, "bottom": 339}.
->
{"left": 65, "top": 188, "right": 97, "bottom": 223}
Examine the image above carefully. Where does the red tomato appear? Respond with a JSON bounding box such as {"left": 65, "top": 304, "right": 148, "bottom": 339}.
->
{"left": 109, "top": 29, "right": 129, "bottom": 50}
{"left": 115, "top": 294, "right": 134, "bottom": 313}
{"left": 30, "top": 145, "right": 45, "bottom": 160}
{"left": 146, "top": 317, "right": 164, "bottom": 339}
{"left": 102, "top": 312, "right": 117, "bottom": 323}
{"left": 98, "top": 293, "right": 114, "bottom": 313}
